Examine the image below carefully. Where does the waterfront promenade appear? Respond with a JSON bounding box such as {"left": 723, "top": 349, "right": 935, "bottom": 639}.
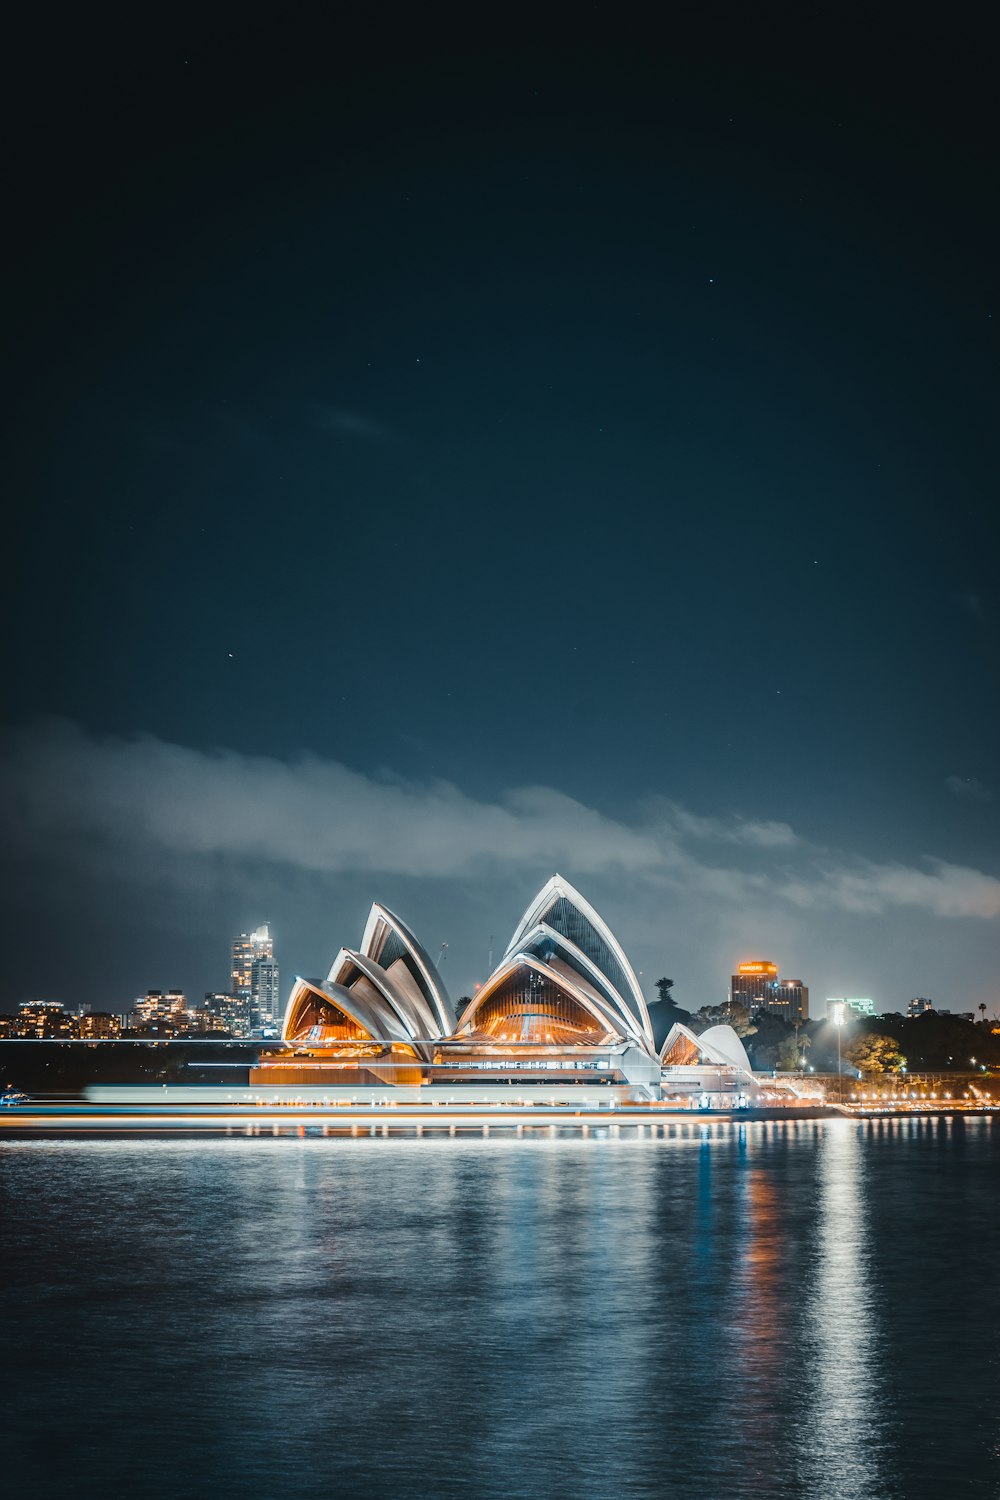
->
{"left": 1, "top": 1096, "right": 995, "bottom": 1135}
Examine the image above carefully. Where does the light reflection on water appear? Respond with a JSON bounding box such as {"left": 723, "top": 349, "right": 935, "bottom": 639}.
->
{"left": 1, "top": 1119, "right": 997, "bottom": 1500}
{"left": 804, "top": 1120, "right": 887, "bottom": 1499}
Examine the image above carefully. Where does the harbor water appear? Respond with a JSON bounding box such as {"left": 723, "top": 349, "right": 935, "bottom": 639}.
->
{"left": 1, "top": 1116, "right": 997, "bottom": 1499}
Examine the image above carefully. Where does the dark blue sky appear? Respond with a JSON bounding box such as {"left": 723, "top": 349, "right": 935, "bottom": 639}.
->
{"left": 3, "top": 10, "right": 997, "bottom": 1014}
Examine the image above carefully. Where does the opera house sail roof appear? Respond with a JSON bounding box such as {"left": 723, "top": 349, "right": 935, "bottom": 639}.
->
{"left": 457, "top": 875, "right": 655, "bottom": 1051}
{"left": 659, "top": 1021, "right": 754, "bottom": 1076}
{"left": 281, "top": 901, "right": 453, "bottom": 1062}
{"left": 282, "top": 875, "right": 665, "bottom": 1078}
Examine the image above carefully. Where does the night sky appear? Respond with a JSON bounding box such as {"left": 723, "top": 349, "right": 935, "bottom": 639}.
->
{"left": 3, "top": 10, "right": 997, "bottom": 1016}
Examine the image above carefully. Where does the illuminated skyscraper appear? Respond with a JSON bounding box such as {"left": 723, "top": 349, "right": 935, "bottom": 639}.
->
{"left": 730, "top": 963, "right": 808, "bottom": 1022}
{"left": 731, "top": 960, "right": 779, "bottom": 1011}
{"left": 231, "top": 924, "right": 277, "bottom": 1030}
{"left": 251, "top": 953, "right": 281, "bottom": 1030}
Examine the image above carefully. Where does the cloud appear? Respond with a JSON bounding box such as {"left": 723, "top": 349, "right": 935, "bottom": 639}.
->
{"left": 2, "top": 720, "right": 999, "bottom": 924}
{"left": 0, "top": 720, "right": 661, "bottom": 880}
{"left": 945, "top": 775, "right": 993, "bottom": 803}
{"left": 650, "top": 799, "right": 799, "bottom": 848}
{"left": 778, "top": 858, "right": 1000, "bottom": 919}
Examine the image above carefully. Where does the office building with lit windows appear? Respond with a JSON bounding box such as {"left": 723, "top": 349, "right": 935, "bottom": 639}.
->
{"left": 251, "top": 954, "right": 281, "bottom": 1031}
{"left": 730, "top": 962, "right": 808, "bottom": 1022}
{"left": 769, "top": 979, "right": 809, "bottom": 1023}
{"left": 731, "top": 960, "right": 779, "bottom": 1011}
{"left": 231, "top": 924, "right": 277, "bottom": 1030}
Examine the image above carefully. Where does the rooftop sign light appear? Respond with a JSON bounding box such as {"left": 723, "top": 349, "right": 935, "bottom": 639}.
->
{"left": 737, "top": 962, "right": 778, "bottom": 975}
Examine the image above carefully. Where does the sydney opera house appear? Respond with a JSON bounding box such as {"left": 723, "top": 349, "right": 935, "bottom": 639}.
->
{"left": 251, "top": 875, "right": 760, "bottom": 1105}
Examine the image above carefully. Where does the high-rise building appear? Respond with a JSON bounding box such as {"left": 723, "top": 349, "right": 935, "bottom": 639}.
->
{"left": 731, "top": 961, "right": 779, "bottom": 1012}
{"left": 770, "top": 979, "right": 809, "bottom": 1023}
{"left": 231, "top": 924, "right": 277, "bottom": 1030}
{"left": 251, "top": 954, "right": 281, "bottom": 1030}
{"left": 231, "top": 933, "right": 259, "bottom": 1001}
{"left": 731, "top": 962, "right": 809, "bottom": 1022}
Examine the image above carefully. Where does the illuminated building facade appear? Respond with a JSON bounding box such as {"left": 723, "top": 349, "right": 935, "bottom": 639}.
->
{"left": 0, "top": 1005, "right": 123, "bottom": 1039}
{"left": 659, "top": 1022, "right": 761, "bottom": 1107}
{"left": 826, "top": 997, "right": 877, "bottom": 1020}
{"left": 130, "top": 990, "right": 187, "bottom": 1027}
{"left": 77, "top": 1012, "right": 122, "bottom": 1038}
{"left": 204, "top": 990, "right": 250, "bottom": 1034}
{"left": 260, "top": 876, "right": 664, "bottom": 1098}
{"left": 251, "top": 955, "right": 281, "bottom": 1031}
{"left": 231, "top": 924, "right": 276, "bottom": 1031}
{"left": 908, "top": 996, "right": 935, "bottom": 1018}
{"left": 9, "top": 1001, "right": 77, "bottom": 1039}
{"left": 731, "top": 962, "right": 809, "bottom": 1022}
{"left": 247, "top": 875, "right": 772, "bottom": 1103}
{"left": 731, "top": 961, "right": 779, "bottom": 1011}
{"left": 770, "top": 979, "right": 809, "bottom": 1023}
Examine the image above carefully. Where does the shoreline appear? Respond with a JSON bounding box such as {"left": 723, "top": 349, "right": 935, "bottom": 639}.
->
{"left": 1, "top": 1100, "right": 996, "bottom": 1136}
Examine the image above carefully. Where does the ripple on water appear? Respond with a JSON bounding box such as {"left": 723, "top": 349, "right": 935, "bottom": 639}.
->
{"left": 0, "top": 1119, "right": 997, "bottom": 1500}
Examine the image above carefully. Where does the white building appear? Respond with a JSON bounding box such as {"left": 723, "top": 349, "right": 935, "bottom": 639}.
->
{"left": 826, "top": 997, "right": 877, "bottom": 1020}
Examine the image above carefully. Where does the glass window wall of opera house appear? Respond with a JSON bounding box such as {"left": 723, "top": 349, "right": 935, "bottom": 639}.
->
{"left": 246, "top": 876, "right": 761, "bottom": 1105}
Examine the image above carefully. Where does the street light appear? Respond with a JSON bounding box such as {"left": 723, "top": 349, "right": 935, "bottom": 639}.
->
{"left": 831, "top": 1001, "right": 846, "bottom": 1092}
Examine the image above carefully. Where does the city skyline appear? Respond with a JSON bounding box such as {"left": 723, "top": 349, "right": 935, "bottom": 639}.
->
{"left": 2, "top": 886, "right": 996, "bottom": 1025}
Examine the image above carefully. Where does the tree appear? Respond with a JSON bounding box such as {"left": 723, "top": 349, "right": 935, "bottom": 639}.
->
{"left": 776, "top": 1032, "right": 810, "bottom": 1072}
{"left": 776, "top": 1035, "right": 800, "bottom": 1071}
{"left": 649, "top": 978, "right": 692, "bottom": 1048}
{"left": 845, "top": 1033, "right": 906, "bottom": 1075}
{"left": 652, "top": 978, "right": 691, "bottom": 1026}
{"left": 690, "top": 1001, "right": 757, "bottom": 1038}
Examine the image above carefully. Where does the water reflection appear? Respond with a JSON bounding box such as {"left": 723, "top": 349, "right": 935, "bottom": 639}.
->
{"left": 1, "top": 1123, "right": 998, "bottom": 1499}
{"left": 801, "top": 1120, "right": 891, "bottom": 1500}
{"left": 734, "top": 1144, "right": 787, "bottom": 1472}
